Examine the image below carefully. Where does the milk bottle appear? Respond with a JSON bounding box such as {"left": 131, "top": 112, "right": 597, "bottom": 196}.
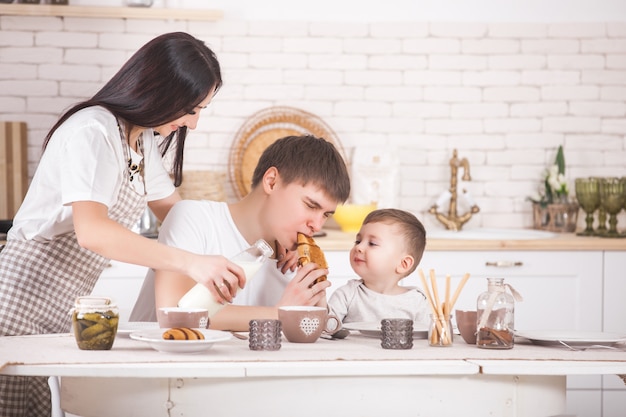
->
{"left": 178, "top": 239, "right": 273, "bottom": 317}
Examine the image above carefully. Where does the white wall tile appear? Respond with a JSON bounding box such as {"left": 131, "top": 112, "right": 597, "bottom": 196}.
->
{"left": 607, "top": 22, "right": 626, "bottom": 37}
{"left": 542, "top": 86, "right": 599, "bottom": 100}
{"left": 451, "top": 103, "right": 508, "bottom": 118}
{"left": 429, "top": 22, "right": 487, "bottom": 38}
{"left": 606, "top": 54, "right": 626, "bottom": 68}
{"left": 403, "top": 38, "right": 461, "bottom": 54}
{"left": 548, "top": 23, "right": 606, "bottom": 38}
{"left": 488, "top": 23, "right": 548, "bottom": 38}
{"left": 424, "top": 86, "right": 482, "bottom": 102}
{"left": 521, "top": 70, "right": 580, "bottom": 85}
{"left": 548, "top": 54, "right": 605, "bottom": 69}
{"left": 462, "top": 39, "right": 520, "bottom": 54}
{"left": 34, "top": 32, "right": 98, "bottom": 48}
{"left": 521, "top": 39, "right": 580, "bottom": 54}
{"left": 370, "top": 22, "right": 428, "bottom": 38}
{"left": 510, "top": 102, "right": 568, "bottom": 117}
{"left": 0, "top": 31, "right": 34, "bottom": 48}
{"left": 404, "top": 70, "right": 462, "bottom": 86}
{"left": 569, "top": 101, "right": 626, "bottom": 117}
{"left": 462, "top": 71, "right": 520, "bottom": 86}
{"left": 582, "top": 70, "right": 626, "bottom": 84}
{"left": 543, "top": 117, "right": 602, "bottom": 133}
{"left": 483, "top": 86, "right": 540, "bottom": 101}
{"left": 488, "top": 54, "right": 546, "bottom": 69}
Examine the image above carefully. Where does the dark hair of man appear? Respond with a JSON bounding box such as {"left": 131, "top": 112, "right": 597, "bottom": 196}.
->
{"left": 250, "top": 135, "right": 351, "bottom": 203}
{"left": 363, "top": 208, "right": 427, "bottom": 275}
{"left": 42, "top": 32, "right": 222, "bottom": 186}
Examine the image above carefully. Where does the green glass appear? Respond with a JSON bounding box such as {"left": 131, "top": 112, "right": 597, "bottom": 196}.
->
{"left": 598, "top": 177, "right": 625, "bottom": 238}
{"left": 591, "top": 177, "right": 608, "bottom": 235}
{"left": 622, "top": 177, "right": 626, "bottom": 237}
{"left": 575, "top": 178, "right": 600, "bottom": 236}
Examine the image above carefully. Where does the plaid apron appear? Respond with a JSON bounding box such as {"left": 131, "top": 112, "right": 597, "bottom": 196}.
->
{"left": 0, "top": 136, "right": 147, "bottom": 417}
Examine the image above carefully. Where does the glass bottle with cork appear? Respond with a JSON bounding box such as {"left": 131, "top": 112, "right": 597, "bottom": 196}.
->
{"left": 476, "top": 277, "right": 523, "bottom": 349}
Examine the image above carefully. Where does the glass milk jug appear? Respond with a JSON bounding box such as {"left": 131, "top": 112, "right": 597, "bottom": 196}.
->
{"left": 178, "top": 239, "right": 273, "bottom": 317}
{"left": 476, "top": 278, "right": 522, "bottom": 349}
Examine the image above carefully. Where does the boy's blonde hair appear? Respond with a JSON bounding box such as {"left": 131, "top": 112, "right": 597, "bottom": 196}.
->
{"left": 362, "top": 208, "right": 426, "bottom": 276}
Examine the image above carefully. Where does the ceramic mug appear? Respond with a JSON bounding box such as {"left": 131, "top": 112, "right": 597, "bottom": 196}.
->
{"left": 455, "top": 309, "right": 478, "bottom": 345}
{"left": 278, "top": 306, "right": 341, "bottom": 343}
{"left": 156, "top": 307, "right": 209, "bottom": 329}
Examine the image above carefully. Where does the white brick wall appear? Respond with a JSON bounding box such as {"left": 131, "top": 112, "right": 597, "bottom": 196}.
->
{"left": 1, "top": 15, "right": 625, "bottom": 231}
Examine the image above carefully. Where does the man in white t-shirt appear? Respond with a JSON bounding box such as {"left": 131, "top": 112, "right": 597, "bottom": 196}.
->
{"left": 130, "top": 135, "right": 351, "bottom": 331}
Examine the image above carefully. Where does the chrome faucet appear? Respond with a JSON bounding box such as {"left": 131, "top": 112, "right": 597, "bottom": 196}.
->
{"left": 429, "top": 149, "right": 480, "bottom": 231}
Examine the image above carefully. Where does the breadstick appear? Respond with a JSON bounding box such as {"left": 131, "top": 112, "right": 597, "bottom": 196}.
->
{"left": 443, "top": 274, "right": 451, "bottom": 317}
{"left": 418, "top": 269, "right": 437, "bottom": 316}
{"left": 418, "top": 269, "right": 443, "bottom": 344}
{"left": 429, "top": 269, "right": 451, "bottom": 345}
{"left": 449, "top": 272, "right": 471, "bottom": 311}
{"left": 429, "top": 269, "right": 443, "bottom": 317}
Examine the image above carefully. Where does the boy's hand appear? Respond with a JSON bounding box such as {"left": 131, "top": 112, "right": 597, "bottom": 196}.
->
{"left": 275, "top": 240, "right": 298, "bottom": 273}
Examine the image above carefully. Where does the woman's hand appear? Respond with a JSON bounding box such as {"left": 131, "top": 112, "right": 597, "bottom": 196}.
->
{"left": 275, "top": 240, "right": 299, "bottom": 274}
{"left": 275, "top": 262, "right": 330, "bottom": 307}
{"left": 185, "top": 254, "right": 247, "bottom": 303}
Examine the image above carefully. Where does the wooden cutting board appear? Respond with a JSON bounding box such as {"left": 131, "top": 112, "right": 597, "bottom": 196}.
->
{"left": 0, "top": 122, "right": 28, "bottom": 220}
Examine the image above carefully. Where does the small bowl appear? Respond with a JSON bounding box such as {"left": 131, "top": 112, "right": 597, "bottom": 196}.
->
{"left": 455, "top": 309, "right": 478, "bottom": 345}
{"left": 156, "top": 307, "right": 209, "bottom": 329}
{"left": 332, "top": 203, "right": 377, "bottom": 233}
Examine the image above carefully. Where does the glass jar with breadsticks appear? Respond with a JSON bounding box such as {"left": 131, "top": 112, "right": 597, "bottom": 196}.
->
{"left": 418, "top": 269, "right": 471, "bottom": 347}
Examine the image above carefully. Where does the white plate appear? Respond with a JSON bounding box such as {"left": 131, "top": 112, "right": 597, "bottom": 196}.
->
{"left": 516, "top": 330, "right": 626, "bottom": 347}
{"left": 130, "top": 329, "right": 231, "bottom": 354}
{"left": 117, "top": 322, "right": 160, "bottom": 337}
{"left": 343, "top": 321, "right": 428, "bottom": 339}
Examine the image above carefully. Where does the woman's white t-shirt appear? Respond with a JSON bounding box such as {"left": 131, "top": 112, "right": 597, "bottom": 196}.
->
{"left": 9, "top": 106, "right": 175, "bottom": 241}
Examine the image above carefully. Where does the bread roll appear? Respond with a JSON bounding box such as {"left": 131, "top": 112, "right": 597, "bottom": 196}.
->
{"left": 162, "top": 327, "right": 205, "bottom": 340}
{"left": 297, "top": 233, "right": 328, "bottom": 285}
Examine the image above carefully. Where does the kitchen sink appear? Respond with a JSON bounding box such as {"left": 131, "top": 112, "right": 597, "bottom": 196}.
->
{"left": 427, "top": 228, "right": 558, "bottom": 240}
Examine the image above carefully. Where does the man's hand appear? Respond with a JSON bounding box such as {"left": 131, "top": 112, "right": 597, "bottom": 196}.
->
{"left": 276, "top": 262, "right": 330, "bottom": 307}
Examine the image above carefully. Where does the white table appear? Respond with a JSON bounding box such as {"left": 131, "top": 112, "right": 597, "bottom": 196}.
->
{"left": 2, "top": 332, "right": 625, "bottom": 417}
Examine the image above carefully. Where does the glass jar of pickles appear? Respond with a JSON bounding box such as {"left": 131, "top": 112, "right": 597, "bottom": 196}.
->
{"left": 72, "top": 296, "right": 119, "bottom": 350}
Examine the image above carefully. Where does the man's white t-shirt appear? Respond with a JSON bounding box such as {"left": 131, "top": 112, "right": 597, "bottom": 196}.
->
{"left": 130, "top": 200, "right": 294, "bottom": 321}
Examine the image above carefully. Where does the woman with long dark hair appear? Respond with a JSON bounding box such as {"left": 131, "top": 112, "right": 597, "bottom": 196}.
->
{"left": 0, "top": 32, "right": 246, "bottom": 416}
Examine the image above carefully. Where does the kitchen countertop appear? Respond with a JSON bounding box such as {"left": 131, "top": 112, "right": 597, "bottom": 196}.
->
{"left": 2, "top": 229, "right": 625, "bottom": 252}
{"left": 317, "top": 229, "right": 626, "bottom": 251}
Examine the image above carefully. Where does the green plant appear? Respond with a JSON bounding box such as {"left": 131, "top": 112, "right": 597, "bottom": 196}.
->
{"left": 528, "top": 145, "right": 569, "bottom": 206}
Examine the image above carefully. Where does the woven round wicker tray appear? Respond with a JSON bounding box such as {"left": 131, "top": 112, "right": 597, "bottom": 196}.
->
{"left": 177, "top": 170, "right": 226, "bottom": 202}
{"left": 228, "top": 106, "right": 346, "bottom": 199}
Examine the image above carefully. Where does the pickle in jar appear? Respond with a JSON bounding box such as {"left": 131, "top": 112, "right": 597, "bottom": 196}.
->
{"left": 72, "top": 304, "right": 119, "bottom": 350}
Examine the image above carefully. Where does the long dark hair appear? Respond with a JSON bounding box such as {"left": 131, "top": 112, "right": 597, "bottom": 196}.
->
{"left": 43, "top": 32, "right": 222, "bottom": 186}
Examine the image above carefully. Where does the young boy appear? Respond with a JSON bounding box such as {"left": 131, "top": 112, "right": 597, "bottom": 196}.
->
{"left": 327, "top": 208, "right": 429, "bottom": 325}
{"left": 130, "top": 135, "right": 351, "bottom": 331}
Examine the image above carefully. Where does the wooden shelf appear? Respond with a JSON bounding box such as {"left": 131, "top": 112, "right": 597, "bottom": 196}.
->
{"left": 0, "top": 4, "right": 222, "bottom": 21}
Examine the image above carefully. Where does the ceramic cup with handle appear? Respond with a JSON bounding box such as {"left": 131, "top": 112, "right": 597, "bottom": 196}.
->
{"left": 455, "top": 309, "right": 478, "bottom": 345}
{"left": 278, "top": 306, "right": 341, "bottom": 343}
{"left": 157, "top": 307, "right": 209, "bottom": 329}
